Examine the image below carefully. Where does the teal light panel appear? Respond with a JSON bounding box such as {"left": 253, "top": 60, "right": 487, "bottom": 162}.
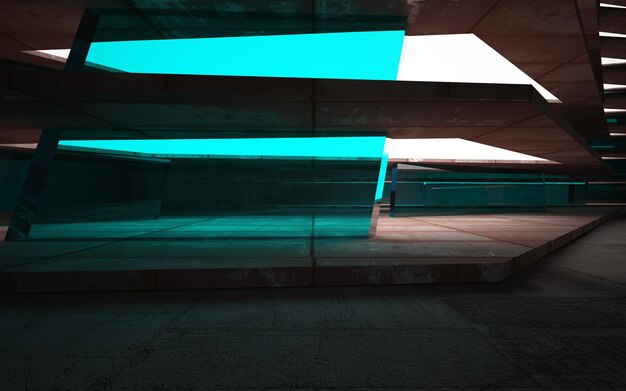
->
{"left": 375, "top": 153, "right": 388, "bottom": 202}
{"left": 85, "top": 31, "right": 405, "bottom": 80}
{"left": 58, "top": 137, "right": 387, "bottom": 160}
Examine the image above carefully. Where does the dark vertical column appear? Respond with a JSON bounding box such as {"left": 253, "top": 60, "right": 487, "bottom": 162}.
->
{"left": 369, "top": 155, "right": 388, "bottom": 238}
{"left": 567, "top": 182, "right": 588, "bottom": 205}
{"left": 65, "top": 11, "right": 99, "bottom": 72}
{"left": 568, "top": 184, "right": 576, "bottom": 204}
{"left": 4, "top": 10, "right": 99, "bottom": 241}
{"left": 389, "top": 163, "right": 398, "bottom": 217}
{"left": 542, "top": 171, "right": 548, "bottom": 208}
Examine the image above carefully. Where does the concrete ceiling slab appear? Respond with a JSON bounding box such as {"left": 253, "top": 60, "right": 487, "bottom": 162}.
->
{"left": 478, "top": 36, "right": 586, "bottom": 65}
{"left": 472, "top": 0, "right": 582, "bottom": 35}
{"left": 472, "top": 127, "right": 574, "bottom": 142}
{"left": 603, "top": 66, "right": 626, "bottom": 84}
{"left": 406, "top": 0, "right": 607, "bottom": 138}
{"left": 0, "top": 71, "right": 610, "bottom": 175}
{"left": 600, "top": 36, "right": 626, "bottom": 58}
{"left": 600, "top": 5, "right": 626, "bottom": 32}
{"left": 384, "top": 127, "right": 499, "bottom": 139}
{"left": 405, "top": 0, "right": 498, "bottom": 35}
{"left": 0, "top": 0, "right": 613, "bottom": 175}
{"left": 604, "top": 94, "right": 626, "bottom": 107}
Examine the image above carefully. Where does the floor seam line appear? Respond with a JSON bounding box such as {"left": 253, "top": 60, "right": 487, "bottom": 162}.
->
{"left": 406, "top": 217, "right": 534, "bottom": 249}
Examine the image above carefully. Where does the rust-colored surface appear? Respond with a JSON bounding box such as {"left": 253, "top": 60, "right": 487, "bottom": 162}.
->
{"left": 0, "top": 72, "right": 610, "bottom": 174}
{"left": 0, "top": 207, "right": 620, "bottom": 292}
{"left": 0, "top": 0, "right": 615, "bottom": 175}
{"left": 406, "top": 0, "right": 607, "bottom": 138}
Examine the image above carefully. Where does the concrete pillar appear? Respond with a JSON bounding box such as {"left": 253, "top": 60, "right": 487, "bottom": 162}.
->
{"left": 4, "top": 10, "right": 99, "bottom": 241}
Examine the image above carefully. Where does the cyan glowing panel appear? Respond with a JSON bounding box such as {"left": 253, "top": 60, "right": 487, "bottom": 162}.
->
{"left": 85, "top": 31, "right": 405, "bottom": 80}
{"left": 58, "top": 137, "right": 387, "bottom": 160}
{"left": 375, "top": 154, "right": 388, "bottom": 202}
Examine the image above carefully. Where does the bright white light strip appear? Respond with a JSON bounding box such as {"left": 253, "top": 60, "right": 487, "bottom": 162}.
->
{"left": 396, "top": 34, "right": 560, "bottom": 102}
{"left": 602, "top": 156, "right": 626, "bottom": 160}
{"left": 396, "top": 163, "right": 449, "bottom": 172}
{"left": 610, "top": 132, "right": 626, "bottom": 136}
{"left": 605, "top": 108, "right": 626, "bottom": 113}
{"left": 604, "top": 83, "right": 626, "bottom": 90}
{"left": 600, "top": 3, "right": 626, "bottom": 9}
{"left": 24, "top": 49, "right": 70, "bottom": 63}
{"left": 600, "top": 31, "right": 626, "bottom": 38}
{"left": 602, "top": 57, "right": 626, "bottom": 65}
{"left": 39, "top": 49, "right": 70, "bottom": 58}
{"left": 0, "top": 143, "right": 38, "bottom": 150}
{"left": 384, "top": 138, "right": 554, "bottom": 164}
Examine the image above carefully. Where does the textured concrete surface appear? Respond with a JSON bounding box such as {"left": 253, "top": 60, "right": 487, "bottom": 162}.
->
{"left": 1, "top": 214, "right": 626, "bottom": 389}
{"left": 0, "top": 207, "right": 621, "bottom": 292}
{"left": 0, "top": 0, "right": 610, "bottom": 140}
{"left": 0, "top": 72, "right": 610, "bottom": 175}
{"left": 406, "top": 0, "right": 607, "bottom": 138}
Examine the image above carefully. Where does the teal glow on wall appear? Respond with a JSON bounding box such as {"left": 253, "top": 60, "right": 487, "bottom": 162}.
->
{"left": 58, "top": 137, "right": 389, "bottom": 202}
{"left": 85, "top": 31, "right": 405, "bottom": 80}
{"left": 421, "top": 181, "right": 586, "bottom": 185}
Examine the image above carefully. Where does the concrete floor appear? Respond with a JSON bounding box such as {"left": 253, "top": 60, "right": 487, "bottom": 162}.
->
{"left": 0, "top": 208, "right": 620, "bottom": 291}
{"left": 1, "top": 213, "right": 625, "bottom": 390}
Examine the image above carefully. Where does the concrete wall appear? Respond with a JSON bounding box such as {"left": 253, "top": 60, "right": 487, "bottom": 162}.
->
{"left": 161, "top": 158, "right": 381, "bottom": 210}
{"left": 36, "top": 154, "right": 168, "bottom": 222}
{"left": 381, "top": 170, "right": 576, "bottom": 207}
{"left": 0, "top": 152, "right": 29, "bottom": 212}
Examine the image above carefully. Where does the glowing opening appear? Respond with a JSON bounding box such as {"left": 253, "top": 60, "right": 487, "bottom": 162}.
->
{"left": 383, "top": 138, "right": 555, "bottom": 164}
{"left": 0, "top": 143, "right": 37, "bottom": 150}
{"left": 600, "top": 31, "right": 626, "bottom": 38}
{"left": 604, "top": 83, "right": 626, "bottom": 91}
{"left": 397, "top": 164, "right": 449, "bottom": 172}
{"left": 59, "top": 137, "right": 553, "bottom": 165}
{"left": 600, "top": 3, "right": 626, "bottom": 9}
{"left": 602, "top": 57, "right": 626, "bottom": 66}
{"left": 604, "top": 108, "right": 626, "bottom": 113}
{"left": 26, "top": 49, "right": 70, "bottom": 63}
{"left": 30, "top": 31, "right": 559, "bottom": 101}
{"left": 396, "top": 34, "right": 560, "bottom": 102}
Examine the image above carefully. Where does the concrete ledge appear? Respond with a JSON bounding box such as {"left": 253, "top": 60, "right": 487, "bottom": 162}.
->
{"left": 0, "top": 270, "right": 157, "bottom": 293}
{"left": 511, "top": 208, "right": 621, "bottom": 277}
{"left": 0, "top": 208, "right": 621, "bottom": 292}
